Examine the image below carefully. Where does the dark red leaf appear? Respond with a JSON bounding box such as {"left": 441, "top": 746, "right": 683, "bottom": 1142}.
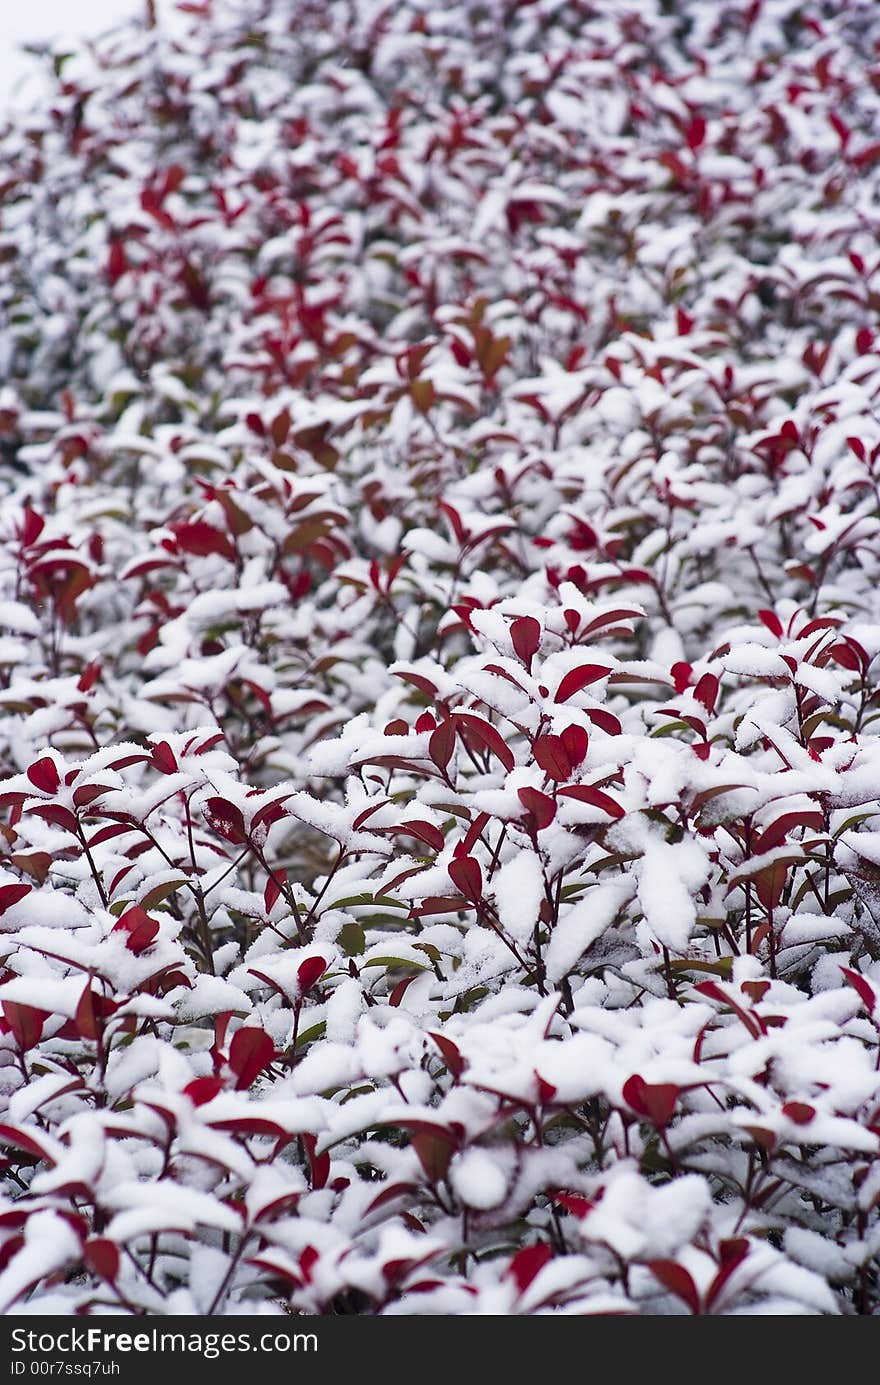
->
{"left": 75, "top": 985, "right": 99, "bottom": 1042}
{"left": 21, "top": 508, "right": 45, "bottom": 547}
{"left": 26, "top": 758, "right": 60, "bottom": 794}
{"left": 508, "top": 1243, "right": 553, "bottom": 1294}
{"left": 447, "top": 856, "right": 483, "bottom": 903}
{"left": 0, "top": 1123, "right": 55, "bottom": 1164}
{"left": 532, "top": 734, "right": 571, "bottom": 781}
{"left": 184, "top": 1076, "right": 224, "bottom": 1106}
{"left": 84, "top": 1239, "right": 120, "bottom": 1283}
{"left": 454, "top": 713, "right": 515, "bottom": 772}
{"left": 685, "top": 115, "right": 707, "bottom": 151}
{"left": 392, "top": 821, "right": 445, "bottom": 852}
{"left": 366, "top": 1182, "right": 418, "bottom": 1216}
{"left": 428, "top": 719, "right": 456, "bottom": 772}
{"left": 172, "top": 520, "right": 236, "bottom": 562}
{"left": 554, "top": 664, "right": 610, "bottom": 702}
{"left": 228, "top": 1027, "right": 275, "bottom": 1089}
{"left": 693, "top": 672, "right": 719, "bottom": 713}
{"left": 705, "top": 1239, "right": 750, "bottom": 1310}
{"left": 150, "top": 740, "right": 178, "bottom": 774}
{"left": 0, "top": 884, "right": 30, "bottom": 916}
{"left": 297, "top": 955, "right": 327, "bottom": 993}
{"left": 782, "top": 1101, "right": 815, "bottom": 1125}
{"left": 649, "top": 1259, "right": 700, "bottom": 1313}
{"left": 429, "top": 1032, "right": 465, "bottom": 1079}
{"left": 559, "top": 724, "right": 589, "bottom": 768}
{"left": 2, "top": 1002, "right": 46, "bottom": 1051}
{"left": 113, "top": 906, "right": 160, "bottom": 955}
{"left": 460, "top": 811, "right": 490, "bottom": 856}
{"left": 302, "top": 1133, "right": 330, "bottom": 1190}
{"left": 264, "top": 872, "right": 283, "bottom": 914}
{"left": 584, "top": 708, "right": 622, "bottom": 736}
{"left": 622, "top": 1075, "right": 679, "bottom": 1127}
{"left": 557, "top": 784, "right": 624, "bottom": 818}
{"left": 552, "top": 1192, "right": 593, "bottom": 1218}
{"left": 841, "top": 966, "right": 877, "bottom": 1015}
{"left": 389, "top": 975, "right": 418, "bottom": 1007}
{"left": 412, "top": 1130, "right": 454, "bottom": 1183}
{"left": 758, "top": 609, "right": 784, "bottom": 638}
{"left": 26, "top": 803, "right": 78, "bottom": 833}
{"left": 671, "top": 661, "right": 692, "bottom": 693}
{"left": 204, "top": 796, "right": 246, "bottom": 844}
{"left": 517, "top": 786, "right": 557, "bottom": 830}
{"left": 755, "top": 809, "right": 824, "bottom": 854}
{"left": 511, "top": 616, "right": 541, "bottom": 669}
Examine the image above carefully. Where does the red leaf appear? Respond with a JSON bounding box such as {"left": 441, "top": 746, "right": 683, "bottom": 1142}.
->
{"left": 447, "top": 856, "right": 483, "bottom": 903}
{"left": 557, "top": 784, "right": 624, "bottom": 818}
{"left": 2, "top": 1002, "right": 46, "bottom": 1051}
{"left": 204, "top": 797, "right": 246, "bottom": 845}
{"left": 113, "top": 906, "right": 160, "bottom": 955}
{"left": 26, "top": 803, "right": 78, "bottom": 833}
{"left": 554, "top": 664, "right": 610, "bottom": 702}
{"left": 649, "top": 1259, "right": 700, "bottom": 1313}
{"left": 693, "top": 672, "right": 719, "bottom": 713}
{"left": 412, "top": 1130, "right": 454, "bottom": 1183}
{"left": 829, "top": 641, "right": 862, "bottom": 672}
{"left": 754, "top": 809, "right": 823, "bottom": 854}
{"left": 511, "top": 616, "right": 541, "bottom": 669}
{"left": 302, "top": 1133, "right": 330, "bottom": 1190}
{"left": 622, "top": 1075, "right": 679, "bottom": 1127}
{"left": 552, "top": 1191, "right": 594, "bottom": 1218}
{"left": 84, "top": 1239, "right": 120, "bottom": 1283}
{"left": 393, "top": 821, "right": 445, "bottom": 852}
{"left": 454, "top": 713, "right": 515, "bottom": 772}
{"left": 841, "top": 966, "right": 877, "bottom": 1015}
{"left": 439, "top": 500, "right": 468, "bottom": 546}
{"left": 0, "top": 884, "right": 30, "bottom": 916}
{"left": 560, "top": 724, "right": 589, "bottom": 768}
{"left": 26, "top": 758, "right": 60, "bottom": 794}
{"left": 0, "top": 1123, "right": 55, "bottom": 1163}
{"left": 184, "top": 1076, "right": 224, "bottom": 1106}
{"left": 150, "top": 740, "right": 178, "bottom": 774}
{"left": 429, "top": 719, "right": 456, "bottom": 773}
{"left": 460, "top": 811, "right": 490, "bottom": 857}
{"left": 754, "top": 858, "right": 788, "bottom": 911}
{"left": 172, "top": 520, "right": 236, "bottom": 561}
{"left": 106, "top": 240, "right": 127, "bottom": 284}
{"left": 758, "top": 609, "right": 784, "bottom": 637}
{"left": 389, "top": 975, "right": 418, "bottom": 1007}
{"left": 782, "top": 1101, "right": 815, "bottom": 1125}
{"left": 532, "top": 734, "right": 572, "bottom": 781}
{"left": 584, "top": 708, "right": 622, "bottom": 736}
{"left": 671, "top": 661, "right": 692, "bottom": 693}
{"left": 21, "top": 508, "right": 45, "bottom": 547}
{"left": 429, "top": 1032, "right": 465, "bottom": 1079}
{"left": 705, "top": 1239, "right": 750, "bottom": 1310}
{"left": 75, "top": 985, "right": 99, "bottom": 1042}
{"left": 366, "top": 1182, "right": 418, "bottom": 1216}
{"left": 411, "top": 895, "right": 473, "bottom": 916}
{"left": 264, "top": 872, "right": 283, "bottom": 914}
{"left": 685, "top": 115, "right": 707, "bottom": 151}
{"left": 517, "top": 786, "right": 557, "bottom": 830}
{"left": 508, "top": 1243, "right": 553, "bottom": 1294}
{"left": 228, "top": 1027, "right": 275, "bottom": 1090}
{"left": 297, "top": 955, "right": 327, "bottom": 993}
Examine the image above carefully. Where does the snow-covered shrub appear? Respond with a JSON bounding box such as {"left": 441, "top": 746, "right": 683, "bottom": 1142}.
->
{"left": 0, "top": 0, "right": 879, "bottom": 1314}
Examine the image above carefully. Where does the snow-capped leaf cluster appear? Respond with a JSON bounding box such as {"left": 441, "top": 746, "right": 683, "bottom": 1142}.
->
{"left": 0, "top": 0, "right": 879, "bottom": 1315}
